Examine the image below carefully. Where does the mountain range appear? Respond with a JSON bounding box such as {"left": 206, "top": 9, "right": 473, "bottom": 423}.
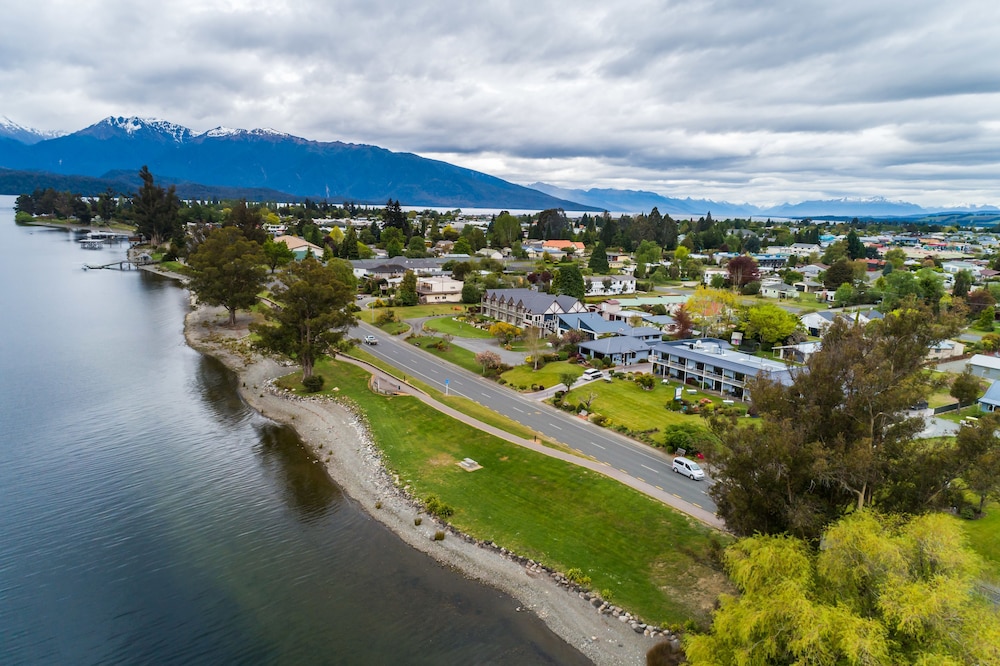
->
{"left": 1, "top": 115, "right": 997, "bottom": 218}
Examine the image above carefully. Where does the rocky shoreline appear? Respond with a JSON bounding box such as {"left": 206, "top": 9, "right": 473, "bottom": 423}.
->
{"left": 182, "top": 302, "right": 679, "bottom": 665}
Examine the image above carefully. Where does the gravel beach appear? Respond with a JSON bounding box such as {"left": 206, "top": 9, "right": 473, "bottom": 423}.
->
{"left": 183, "top": 302, "right": 669, "bottom": 665}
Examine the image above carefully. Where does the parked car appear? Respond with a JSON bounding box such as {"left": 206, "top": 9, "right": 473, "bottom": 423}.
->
{"left": 363, "top": 335, "right": 378, "bottom": 345}
{"left": 671, "top": 456, "right": 705, "bottom": 481}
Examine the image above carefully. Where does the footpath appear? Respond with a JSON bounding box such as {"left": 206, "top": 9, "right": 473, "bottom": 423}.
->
{"left": 340, "top": 353, "right": 724, "bottom": 530}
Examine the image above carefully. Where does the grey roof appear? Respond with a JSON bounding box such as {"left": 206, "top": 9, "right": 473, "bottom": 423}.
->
{"left": 483, "top": 288, "right": 582, "bottom": 316}
{"left": 979, "top": 381, "right": 1000, "bottom": 407}
{"left": 653, "top": 338, "right": 794, "bottom": 384}
{"left": 352, "top": 257, "right": 451, "bottom": 270}
{"left": 578, "top": 336, "right": 653, "bottom": 355}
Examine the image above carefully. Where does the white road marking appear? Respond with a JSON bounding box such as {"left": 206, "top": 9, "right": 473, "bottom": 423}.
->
{"left": 641, "top": 464, "right": 660, "bottom": 474}
{"left": 550, "top": 424, "right": 562, "bottom": 430}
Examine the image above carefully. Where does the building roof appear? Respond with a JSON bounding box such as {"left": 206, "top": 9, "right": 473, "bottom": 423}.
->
{"left": 979, "top": 380, "right": 1000, "bottom": 407}
{"left": 276, "top": 236, "right": 322, "bottom": 252}
{"left": 654, "top": 338, "right": 795, "bottom": 384}
{"left": 578, "top": 336, "right": 653, "bottom": 356}
{"left": 483, "top": 288, "right": 583, "bottom": 316}
{"left": 969, "top": 354, "right": 1000, "bottom": 371}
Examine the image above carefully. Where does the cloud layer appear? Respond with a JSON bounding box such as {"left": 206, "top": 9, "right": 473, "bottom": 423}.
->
{"left": 2, "top": 0, "right": 999, "bottom": 206}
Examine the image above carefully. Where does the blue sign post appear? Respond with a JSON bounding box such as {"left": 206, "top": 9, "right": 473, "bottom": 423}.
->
{"left": 445, "top": 378, "right": 450, "bottom": 396}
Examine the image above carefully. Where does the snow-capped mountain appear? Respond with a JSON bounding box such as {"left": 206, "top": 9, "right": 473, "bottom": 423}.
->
{"left": 74, "top": 116, "right": 195, "bottom": 143}
{"left": 0, "top": 116, "right": 64, "bottom": 145}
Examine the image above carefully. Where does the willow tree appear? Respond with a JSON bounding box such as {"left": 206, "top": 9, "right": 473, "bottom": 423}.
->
{"left": 251, "top": 257, "right": 357, "bottom": 379}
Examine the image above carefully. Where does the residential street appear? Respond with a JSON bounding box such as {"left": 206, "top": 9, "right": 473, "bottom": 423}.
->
{"left": 351, "top": 320, "right": 719, "bottom": 518}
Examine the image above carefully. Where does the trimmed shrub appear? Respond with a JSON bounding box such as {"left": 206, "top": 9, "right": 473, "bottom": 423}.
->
{"left": 424, "top": 495, "right": 455, "bottom": 519}
{"left": 302, "top": 375, "right": 325, "bottom": 392}
{"left": 433, "top": 530, "right": 446, "bottom": 541}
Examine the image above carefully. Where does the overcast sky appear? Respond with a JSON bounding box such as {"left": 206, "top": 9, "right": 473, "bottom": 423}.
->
{"left": 2, "top": 0, "right": 999, "bottom": 206}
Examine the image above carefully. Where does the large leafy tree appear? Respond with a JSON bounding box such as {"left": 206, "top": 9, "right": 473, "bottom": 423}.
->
{"left": 489, "top": 211, "right": 522, "bottom": 248}
{"left": 588, "top": 240, "right": 610, "bottom": 273}
{"left": 397, "top": 269, "right": 418, "bottom": 306}
{"left": 251, "top": 257, "right": 357, "bottom": 379}
{"left": 725, "top": 255, "right": 760, "bottom": 288}
{"left": 554, "top": 263, "right": 585, "bottom": 300}
{"left": 188, "top": 227, "right": 267, "bottom": 327}
{"left": 685, "top": 511, "right": 1000, "bottom": 665}
{"left": 710, "top": 301, "right": 960, "bottom": 538}
{"left": 742, "top": 302, "right": 799, "bottom": 346}
{"left": 132, "top": 166, "right": 180, "bottom": 246}
{"left": 262, "top": 238, "right": 296, "bottom": 273}
{"left": 226, "top": 199, "right": 267, "bottom": 244}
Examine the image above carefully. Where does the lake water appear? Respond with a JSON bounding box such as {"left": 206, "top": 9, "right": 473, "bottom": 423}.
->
{"left": 0, "top": 196, "right": 588, "bottom": 665}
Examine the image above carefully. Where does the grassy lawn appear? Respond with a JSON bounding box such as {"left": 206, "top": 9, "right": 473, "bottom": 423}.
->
{"left": 407, "top": 335, "right": 482, "bottom": 374}
{"left": 378, "top": 321, "right": 411, "bottom": 336}
{"left": 279, "top": 358, "right": 729, "bottom": 626}
{"left": 562, "top": 377, "right": 741, "bottom": 436}
{"left": 937, "top": 404, "right": 983, "bottom": 424}
{"left": 423, "top": 316, "right": 493, "bottom": 339}
{"left": 501, "top": 360, "right": 584, "bottom": 391}
{"left": 372, "top": 303, "right": 468, "bottom": 320}
{"left": 959, "top": 501, "right": 1000, "bottom": 582}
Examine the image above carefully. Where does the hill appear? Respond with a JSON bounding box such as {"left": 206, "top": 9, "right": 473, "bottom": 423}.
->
{"left": 0, "top": 116, "right": 594, "bottom": 210}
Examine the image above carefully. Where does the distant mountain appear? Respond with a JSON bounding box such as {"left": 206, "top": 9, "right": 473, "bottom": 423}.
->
{"left": 0, "top": 116, "right": 595, "bottom": 210}
{"left": 0, "top": 116, "right": 63, "bottom": 145}
{"left": 527, "top": 182, "right": 762, "bottom": 217}
{"left": 763, "top": 197, "right": 927, "bottom": 218}
{"left": 0, "top": 166, "right": 303, "bottom": 202}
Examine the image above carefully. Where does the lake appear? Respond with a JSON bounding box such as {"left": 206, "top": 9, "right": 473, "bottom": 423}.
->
{"left": 0, "top": 196, "right": 588, "bottom": 664}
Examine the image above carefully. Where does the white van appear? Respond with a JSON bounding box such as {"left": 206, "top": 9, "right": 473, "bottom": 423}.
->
{"left": 582, "top": 368, "right": 604, "bottom": 381}
{"left": 672, "top": 456, "right": 705, "bottom": 481}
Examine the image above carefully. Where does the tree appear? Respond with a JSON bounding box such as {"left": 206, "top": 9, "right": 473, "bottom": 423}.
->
{"left": 743, "top": 303, "right": 799, "bottom": 346}
{"left": 977, "top": 305, "right": 995, "bottom": 331}
{"left": 845, "top": 229, "right": 866, "bottom": 260}
{"left": 523, "top": 326, "right": 545, "bottom": 370}
{"left": 953, "top": 269, "right": 973, "bottom": 299}
{"left": 226, "top": 199, "right": 267, "bottom": 244}
{"left": 474, "top": 350, "right": 501, "bottom": 375}
{"left": 397, "top": 270, "right": 418, "bottom": 306}
{"left": 489, "top": 321, "right": 521, "bottom": 346}
{"left": 187, "top": 227, "right": 267, "bottom": 327}
{"left": 672, "top": 305, "right": 695, "bottom": 339}
{"left": 588, "top": 240, "right": 610, "bottom": 273}
{"left": 725, "top": 255, "right": 760, "bottom": 289}
{"left": 824, "top": 257, "right": 855, "bottom": 289}
{"left": 709, "top": 302, "right": 960, "bottom": 538}
{"left": 559, "top": 371, "right": 581, "bottom": 391}
{"left": 554, "top": 264, "right": 585, "bottom": 300}
{"left": 490, "top": 211, "right": 522, "bottom": 248}
{"left": 132, "top": 166, "right": 180, "bottom": 246}
{"left": 957, "top": 413, "right": 1000, "bottom": 515}
{"left": 339, "top": 225, "right": 361, "bottom": 259}
{"left": 406, "top": 235, "right": 427, "bottom": 258}
{"left": 834, "top": 281, "right": 855, "bottom": 306}
{"left": 461, "top": 281, "right": 481, "bottom": 304}
{"left": 685, "top": 511, "right": 1000, "bottom": 665}
{"left": 687, "top": 287, "right": 740, "bottom": 338}
{"left": 951, "top": 368, "right": 982, "bottom": 407}
{"left": 966, "top": 288, "right": 996, "bottom": 316}
{"left": 382, "top": 199, "right": 410, "bottom": 238}
{"left": 262, "top": 238, "right": 296, "bottom": 273}
{"left": 251, "top": 257, "right": 357, "bottom": 380}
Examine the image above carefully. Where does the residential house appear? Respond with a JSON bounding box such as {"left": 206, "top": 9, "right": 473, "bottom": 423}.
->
{"left": 584, "top": 275, "right": 637, "bottom": 297}
{"left": 773, "top": 340, "right": 822, "bottom": 364}
{"left": 577, "top": 336, "right": 654, "bottom": 366}
{"left": 276, "top": 235, "right": 323, "bottom": 260}
{"left": 968, "top": 354, "right": 1000, "bottom": 382}
{"left": 650, "top": 338, "right": 794, "bottom": 399}
{"left": 801, "top": 311, "right": 838, "bottom": 337}
{"left": 760, "top": 282, "right": 799, "bottom": 299}
{"left": 979, "top": 381, "right": 1000, "bottom": 412}
{"left": 926, "top": 340, "right": 965, "bottom": 362}
{"left": 416, "top": 276, "right": 464, "bottom": 304}
{"left": 481, "top": 288, "right": 586, "bottom": 333}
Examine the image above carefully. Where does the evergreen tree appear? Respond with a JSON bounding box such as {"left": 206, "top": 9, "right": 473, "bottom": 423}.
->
{"left": 588, "top": 240, "right": 610, "bottom": 273}
{"left": 132, "top": 166, "right": 180, "bottom": 246}
{"left": 188, "top": 227, "right": 267, "bottom": 327}
{"left": 554, "top": 264, "right": 585, "bottom": 300}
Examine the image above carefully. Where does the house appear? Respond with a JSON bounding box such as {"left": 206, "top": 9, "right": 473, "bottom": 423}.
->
{"left": 926, "top": 340, "right": 965, "bottom": 362}
{"left": 968, "top": 354, "right": 1000, "bottom": 382}
{"left": 650, "top": 338, "right": 795, "bottom": 399}
{"left": 541, "top": 240, "right": 586, "bottom": 255}
{"left": 773, "top": 340, "right": 822, "bottom": 364}
{"left": 793, "top": 279, "right": 825, "bottom": 294}
{"left": 577, "top": 335, "right": 653, "bottom": 366}
{"left": 979, "top": 381, "right": 1000, "bottom": 412}
{"left": 481, "top": 288, "right": 586, "bottom": 333}
{"left": 276, "top": 235, "right": 323, "bottom": 260}
{"left": 760, "top": 282, "right": 799, "bottom": 299}
{"left": 557, "top": 312, "right": 622, "bottom": 339}
{"left": 584, "top": 275, "right": 637, "bottom": 297}
{"left": 801, "top": 311, "right": 838, "bottom": 337}
{"left": 416, "top": 276, "right": 464, "bottom": 304}
{"left": 800, "top": 263, "right": 828, "bottom": 279}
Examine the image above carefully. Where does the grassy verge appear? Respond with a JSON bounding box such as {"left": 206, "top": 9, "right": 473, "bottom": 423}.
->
{"left": 422, "top": 316, "right": 493, "bottom": 338}
{"left": 959, "top": 501, "right": 1000, "bottom": 582}
{"left": 280, "top": 358, "right": 730, "bottom": 626}
{"left": 501, "top": 360, "right": 585, "bottom": 391}
{"left": 937, "top": 404, "right": 982, "bottom": 424}
{"left": 378, "top": 321, "right": 411, "bottom": 335}
{"left": 346, "top": 347, "right": 569, "bottom": 450}
{"left": 406, "top": 335, "right": 482, "bottom": 374}
{"left": 373, "top": 303, "right": 468, "bottom": 320}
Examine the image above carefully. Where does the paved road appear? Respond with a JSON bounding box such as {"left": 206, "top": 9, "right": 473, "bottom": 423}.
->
{"left": 353, "top": 322, "right": 718, "bottom": 514}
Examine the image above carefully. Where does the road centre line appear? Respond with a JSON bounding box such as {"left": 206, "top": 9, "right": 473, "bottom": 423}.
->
{"left": 641, "top": 464, "right": 660, "bottom": 474}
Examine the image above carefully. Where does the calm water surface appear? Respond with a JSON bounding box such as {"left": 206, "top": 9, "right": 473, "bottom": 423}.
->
{"left": 0, "top": 197, "right": 588, "bottom": 665}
